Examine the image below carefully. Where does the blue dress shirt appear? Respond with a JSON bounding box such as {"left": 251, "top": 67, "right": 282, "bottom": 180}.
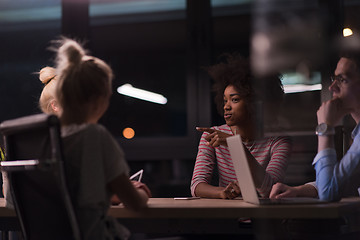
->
{"left": 313, "top": 123, "right": 360, "bottom": 201}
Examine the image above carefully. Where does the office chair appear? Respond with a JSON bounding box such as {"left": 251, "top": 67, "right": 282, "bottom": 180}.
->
{"left": 0, "top": 113, "right": 81, "bottom": 240}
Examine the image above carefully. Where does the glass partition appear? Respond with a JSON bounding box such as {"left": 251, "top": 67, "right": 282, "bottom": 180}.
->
{"left": 0, "top": 0, "right": 61, "bottom": 122}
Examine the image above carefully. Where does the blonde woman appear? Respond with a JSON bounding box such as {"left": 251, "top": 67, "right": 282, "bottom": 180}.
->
{"left": 53, "top": 38, "right": 151, "bottom": 240}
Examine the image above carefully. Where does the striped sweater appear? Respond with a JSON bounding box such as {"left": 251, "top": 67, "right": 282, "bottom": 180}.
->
{"left": 191, "top": 124, "right": 292, "bottom": 197}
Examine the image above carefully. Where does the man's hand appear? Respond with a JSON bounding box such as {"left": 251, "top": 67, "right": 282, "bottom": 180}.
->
{"left": 270, "top": 182, "right": 318, "bottom": 199}
{"left": 270, "top": 183, "right": 299, "bottom": 199}
{"left": 317, "top": 98, "right": 349, "bottom": 126}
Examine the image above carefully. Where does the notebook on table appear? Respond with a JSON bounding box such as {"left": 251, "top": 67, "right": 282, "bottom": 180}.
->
{"left": 226, "top": 135, "right": 327, "bottom": 205}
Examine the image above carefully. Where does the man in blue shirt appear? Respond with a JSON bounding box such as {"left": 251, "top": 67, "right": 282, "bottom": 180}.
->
{"left": 270, "top": 53, "right": 360, "bottom": 201}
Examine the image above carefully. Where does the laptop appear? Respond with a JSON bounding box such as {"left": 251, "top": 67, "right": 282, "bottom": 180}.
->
{"left": 226, "top": 134, "right": 327, "bottom": 205}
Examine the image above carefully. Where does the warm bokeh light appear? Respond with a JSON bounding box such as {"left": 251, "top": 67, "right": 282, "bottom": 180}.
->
{"left": 343, "top": 28, "right": 353, "bottom": 37}
{"left": 123, "top": 127, "right": 135, "bottom": 139}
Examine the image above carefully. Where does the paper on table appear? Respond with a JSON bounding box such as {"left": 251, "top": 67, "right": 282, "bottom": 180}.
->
{"left": 174, "top": 197, "right": 200, "bottom": 200}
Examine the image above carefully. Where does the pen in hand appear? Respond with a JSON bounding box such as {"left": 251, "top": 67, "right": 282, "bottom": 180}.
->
{"left": 112, "top": 169, "right": 146, "bottom": 205}
{"left": 130, "top": 169, "right": 143, "bottom": 182}
{"left": 130, "top": 169, "right": 151, "bottom": 197}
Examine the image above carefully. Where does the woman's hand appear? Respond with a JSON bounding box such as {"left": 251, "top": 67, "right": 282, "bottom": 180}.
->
{"left": 109, "top": 181, "right": 151, "bottom": 205}
{"left": 196, "top": 127, "right": 232, "bottom": 147}
{"left": 110, "top": 194, "right": 121, "bottom": 205}
{"left": 219, "top": 181, "right": 240, "bottom": 199}
{"left": 132, "top": 181, "right": 152, "bottom": 198}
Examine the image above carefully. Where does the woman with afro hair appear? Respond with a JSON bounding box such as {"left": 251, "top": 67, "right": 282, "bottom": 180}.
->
{"left": 191, "top": 54, "right": 291, "bottom": 199}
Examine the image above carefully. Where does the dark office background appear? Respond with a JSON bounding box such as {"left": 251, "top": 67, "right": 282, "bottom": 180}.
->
{"left": 0, "top": 0, "right": 359, "bottom": 197}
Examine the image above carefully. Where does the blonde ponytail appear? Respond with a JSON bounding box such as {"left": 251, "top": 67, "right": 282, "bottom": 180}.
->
{"left": 54, "top": 37, "right": 113, "bottom": 125}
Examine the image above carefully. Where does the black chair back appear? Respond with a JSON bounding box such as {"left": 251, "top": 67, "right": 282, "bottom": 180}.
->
{"left": 0, "top": 114, "right": 81, "bottom": 240}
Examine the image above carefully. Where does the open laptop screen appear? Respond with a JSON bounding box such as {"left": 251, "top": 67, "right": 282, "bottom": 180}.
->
{"left": 226, "top": 135, "right": 326, "bottom": 205}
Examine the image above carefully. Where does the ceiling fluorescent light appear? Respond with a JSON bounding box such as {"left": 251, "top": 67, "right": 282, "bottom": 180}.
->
{"left": 283, "top": 84, "right": 322, "bottom": 94}
{"left": 117, "top": 84, "right": 167, "bottom": 105}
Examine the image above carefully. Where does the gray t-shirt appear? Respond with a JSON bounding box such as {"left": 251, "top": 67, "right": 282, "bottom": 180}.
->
{"left": 62, "top": 124, "right": 130, "bottom": 240}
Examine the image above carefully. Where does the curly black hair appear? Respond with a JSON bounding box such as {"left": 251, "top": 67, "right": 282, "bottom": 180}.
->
{"left": 206, "top": 53, "right": 284, "bottom": 116}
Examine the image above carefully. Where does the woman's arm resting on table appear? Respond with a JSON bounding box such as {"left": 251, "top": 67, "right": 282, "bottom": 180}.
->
{"left": 194, "top": 182, "right": 240, "bottom": 199}
{"left": 108, "top": 173, "right": 150, "bottom": 211}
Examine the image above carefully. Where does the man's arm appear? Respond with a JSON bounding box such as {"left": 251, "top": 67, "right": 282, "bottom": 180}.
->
{"left": 270, "top": 182, "right": 318, "bottom": 199}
